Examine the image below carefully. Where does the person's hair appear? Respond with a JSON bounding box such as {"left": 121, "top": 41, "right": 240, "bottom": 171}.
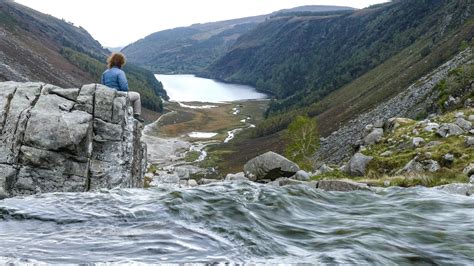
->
{"left": 107, "top": 53, "right": 126, "bottom": 69}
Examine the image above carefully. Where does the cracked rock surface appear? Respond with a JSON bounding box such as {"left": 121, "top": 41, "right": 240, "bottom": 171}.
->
{"left": 0, "top": 82, "right": 146, "bottom": 198}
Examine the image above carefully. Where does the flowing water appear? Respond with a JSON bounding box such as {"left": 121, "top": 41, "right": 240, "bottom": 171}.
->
{"left": 1, "top": 182, "right": 473, "bottom": 264}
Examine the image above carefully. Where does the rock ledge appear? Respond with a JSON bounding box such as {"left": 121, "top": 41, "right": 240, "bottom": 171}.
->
{"left": 0, "top": 82, "right": 146, "bottom": 198}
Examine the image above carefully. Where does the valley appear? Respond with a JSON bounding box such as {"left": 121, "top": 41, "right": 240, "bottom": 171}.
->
{"left": 0, "top": 0, "right": 474, "bottom": 264}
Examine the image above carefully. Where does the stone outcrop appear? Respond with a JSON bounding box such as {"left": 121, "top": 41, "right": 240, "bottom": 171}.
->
{"left": 270, "top": 178, "right": 371, "bottom": 192}
{"left": 345, "top": 153, "right": 373, "bottom": 176}
{"left": 244, "top": 151, "right": 300, "bottom": 182}
{"left": 0, "top": 82, "right": 146, "bottom": 198}
{"left": 316, "top": 180, "right": 371, "bottom": 192}
{"left": 435, "top": 183, "right": 474, "bottom": 196}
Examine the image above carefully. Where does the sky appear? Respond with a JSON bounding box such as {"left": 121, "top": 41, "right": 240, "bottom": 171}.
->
{"left": 15, "top": 0, "right": 389, "bottom": 47}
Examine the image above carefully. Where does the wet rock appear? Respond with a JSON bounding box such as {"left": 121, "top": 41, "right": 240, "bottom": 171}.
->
{"left": 243, "top": 151, "right": 300, "bottom": 182}
{"left": 468, "top": 115, "right": 474, "bottom": 122}
{"left": 437, "top": 123, "right": 464, "bottom": 138}
{"left": 188, "top": 179, "right": 198, "bottom": 187}
{"left": 317, "top": 180, "right": 371, "bottom": 192}
{"left": 364, "top": 128, "right": 384, "bottom": 145}
{"left": 435, "top": 183, "right": 474, "bottom": 196}
{"left": 465, "top": 137, "right": 474, "bottom": 147}
{"left": 455, "top": 117, "right": 472, "bottom": 131}
{"left": 470, "top": 175, "right": 474, "bottom": 184}
{"left": 0, "top": 82, "right": 146, "bottom": 198}
{"left": 291, "top": 170, "right": 310, "bottom": 181}
{"left": 225, "top": 172, "right": 248, "bottom": 181}
{"left": 272, "top": 178, "right": 318, "bottom": 188}
{"left": 346, "top": 153, "right": 373, "bottom": 176}
{"left": 199, "top": 178, "right": 220, "bottom": 185}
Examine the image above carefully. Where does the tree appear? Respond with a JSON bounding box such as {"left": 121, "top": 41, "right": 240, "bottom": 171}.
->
{"left": 284, "top": 115, "right": 319, "bottom": 170}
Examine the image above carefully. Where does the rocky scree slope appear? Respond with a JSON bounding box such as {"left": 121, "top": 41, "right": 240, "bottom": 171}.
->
{"left": 315, "top": 48, "right": 473, "bottom": 165}
{"left": 0, "top": 82, "right": 147, "bottom": 199}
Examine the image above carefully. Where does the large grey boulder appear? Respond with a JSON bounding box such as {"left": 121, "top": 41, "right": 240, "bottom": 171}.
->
{"left": 437, "top": 123, "right": 464, "bottom": 138}
{"left": 455, "top": 117, "right": 472, "bottom": 131}
{"left": 244, "top": 151, "right": 300, "bottom": 181}
{"left": 345, "top": 153, "right": 373, "bottom": 176}
{"left": 0, "top": 82, "right": 146, "bottom": 198}
{"left": 402, "top": 157, "right": 440, "bottom": 173}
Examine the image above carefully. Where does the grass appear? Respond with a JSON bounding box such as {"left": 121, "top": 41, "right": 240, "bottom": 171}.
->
{"left": 155, "top": 100, "right": 269, "bottom": 141}
{"left": 357, "top": 108, "right": 473, "bottom": 187}
{"left": 184, "top": 151, "right": 201, "bottom": 162}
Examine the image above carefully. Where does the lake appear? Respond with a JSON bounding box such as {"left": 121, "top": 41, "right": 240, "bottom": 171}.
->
{"left": 155, "top": 74, "right": 267, "bottom": 102}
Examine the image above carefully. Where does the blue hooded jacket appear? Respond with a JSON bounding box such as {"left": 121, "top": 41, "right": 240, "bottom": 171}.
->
{"left": 101, "top": 66, "right": 129, "bottom": 92}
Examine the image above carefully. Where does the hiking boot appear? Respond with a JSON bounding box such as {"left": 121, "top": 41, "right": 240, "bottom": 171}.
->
{"left": 134, "top": 114, "right": 145, "bottom": 123}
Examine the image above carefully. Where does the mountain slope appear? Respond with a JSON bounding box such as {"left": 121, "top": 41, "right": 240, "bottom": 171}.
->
{"left": 0, "top": 0, "right": 167, "bottom": 111}
{"left": 204, "top": 1, "right": 472, "bottom": 117}
{"left": 122, "top": 6, "right": 353, "bottom": 74}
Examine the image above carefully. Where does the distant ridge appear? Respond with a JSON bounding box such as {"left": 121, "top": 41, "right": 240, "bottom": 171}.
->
{"left": 122, "top": 5, "right": 354, "bottom": 74}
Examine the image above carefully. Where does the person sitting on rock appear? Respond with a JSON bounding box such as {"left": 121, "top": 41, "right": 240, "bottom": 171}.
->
{"left": 101, "top": 52, "right": 144, "bottom": 122}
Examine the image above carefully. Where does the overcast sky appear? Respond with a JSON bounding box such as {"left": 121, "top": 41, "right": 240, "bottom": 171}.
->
{"left": 15, "top": 0, "right": 389, "bottom": 47}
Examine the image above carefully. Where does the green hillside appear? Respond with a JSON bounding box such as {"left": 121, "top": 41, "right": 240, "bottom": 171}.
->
{"left": 205, "top": 1, "right": 471, "bottom": 112}
{"left": 122, "top": 6, "right": 353, "bottom": 74}
{"left": 0, "top": 0, "right": 167, "bottom": 111}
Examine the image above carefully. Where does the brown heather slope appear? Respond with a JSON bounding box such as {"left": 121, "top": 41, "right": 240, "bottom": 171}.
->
{"left": 0, "top": 0, "right": 167, "bottom": 112}
{"left": 0, "top": 0, "right": 106, "bottom": 87}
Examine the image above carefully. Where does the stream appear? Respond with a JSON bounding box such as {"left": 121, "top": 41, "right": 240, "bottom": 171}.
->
{"left": 0, "top": 183, "right": 473, "bottom": 264}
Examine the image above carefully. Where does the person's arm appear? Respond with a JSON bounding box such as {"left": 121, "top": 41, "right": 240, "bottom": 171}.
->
{"left": 101, "top": 72, "right": 105, "bottom": 85}
{"left": 117, "top": 71, "right": 129, "bottom": 92}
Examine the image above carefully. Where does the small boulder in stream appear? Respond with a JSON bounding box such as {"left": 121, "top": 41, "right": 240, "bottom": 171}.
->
{"left": 317, "top": 180, "right": 372, "bottom": 192}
